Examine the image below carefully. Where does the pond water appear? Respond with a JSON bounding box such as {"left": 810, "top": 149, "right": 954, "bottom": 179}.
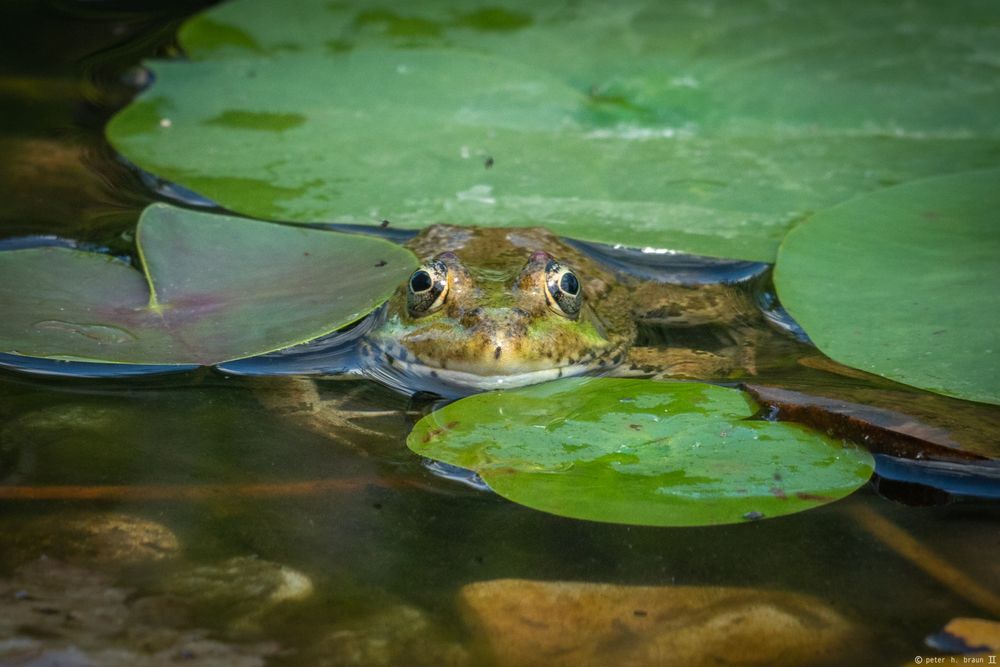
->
{"left": 0, "top": 3, "right": 997, "bottom": 666}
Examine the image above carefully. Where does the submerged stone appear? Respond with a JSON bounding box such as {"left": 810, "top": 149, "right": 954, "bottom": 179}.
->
{"left": 162, "top": 555, "right": 314, "bottom": 636}
{"left": 926, "top": 617, "right": 1000, "bottom": 655}
{"left": 459, "top": 579, "right": 862, "bottom": 667}
{"left": 309, "top": 603, "right": 470, "bottom": 667}
{"left": 0, "top": 512, "right": 180, "bottom": 568}
{"left": 0, "top": 557, "right": 280, "bottom": 666}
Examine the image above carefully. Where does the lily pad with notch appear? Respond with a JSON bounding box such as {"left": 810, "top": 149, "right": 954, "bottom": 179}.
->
{"left": 0, "top": 203, "right": 416, "bottom": 365}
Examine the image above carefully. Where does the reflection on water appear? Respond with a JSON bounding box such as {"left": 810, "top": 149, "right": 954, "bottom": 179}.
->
{"left": 0, "top": 3, "right": 998, "bottom": 666}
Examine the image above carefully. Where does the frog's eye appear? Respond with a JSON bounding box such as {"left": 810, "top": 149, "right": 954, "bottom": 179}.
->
{"left": 544, "top": 259, "right": 582, "bottom": 319}
{"left": 407, "top": 259, "right": 449, "bottom": 316}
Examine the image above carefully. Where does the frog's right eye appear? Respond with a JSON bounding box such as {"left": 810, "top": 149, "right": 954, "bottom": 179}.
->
{"left": 407, "top": 260, "right": 449, "bottom": 316}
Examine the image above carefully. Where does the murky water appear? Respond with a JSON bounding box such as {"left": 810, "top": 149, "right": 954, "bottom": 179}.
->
{"left": 0, "top": 4, "right": 997, "bottom": 666}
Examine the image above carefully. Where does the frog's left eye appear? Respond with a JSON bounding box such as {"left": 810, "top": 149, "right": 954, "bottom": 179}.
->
{"left": 407, "top": 259, "right": 449, "bottom": 316}
{"left": 544, "top": 259, "right": 582, "bottom": 319}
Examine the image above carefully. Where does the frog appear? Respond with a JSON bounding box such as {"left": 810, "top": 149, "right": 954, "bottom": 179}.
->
{"left": 252, "top": 224, "right": 786, "bottom": 443}
{"left": 356, "top": 224, "right": 635, "bottom": 396}
{"left": 355, "top": 224, "right": 769, "bottom": 394}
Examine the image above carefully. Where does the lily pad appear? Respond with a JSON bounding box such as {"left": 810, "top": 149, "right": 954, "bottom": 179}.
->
{"left": 0, "top": 203, "right": 416, "bottom": 365}
{"left": 774, "top": 169, "right": 1000, "bottom": 406}
{"left": 408, "top": 378, "right": 874, "bottom": 526}
{"left": 105, "top": 0, "right": 1000, "bottom": 262}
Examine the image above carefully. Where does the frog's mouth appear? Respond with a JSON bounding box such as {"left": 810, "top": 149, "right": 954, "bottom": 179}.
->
{"left": 357, "top": 338, "right": 625, "bottom": 397}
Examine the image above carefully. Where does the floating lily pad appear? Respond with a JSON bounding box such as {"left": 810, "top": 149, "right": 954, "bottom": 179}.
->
{"left": 774, "top": 169, "right": 1000, "bottom": 406}
{"left": 0, "top": 203, "right": 416, "bottom": 365}
{"left": 105, "top": 0, "right": 1000, "bottom": 261}
{"left": 408, "top": 378, "right": 874, "bottom": 526}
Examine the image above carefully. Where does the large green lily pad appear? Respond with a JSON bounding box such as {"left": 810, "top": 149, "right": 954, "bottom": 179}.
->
{"left": 774, "top": 169, "right": 1000, "bottom": 406}
{"left": 408, "top": 378, "right": 874, "bottom": 526}
{"left": 105, "top": 0, "right": 1000, "bottom": 262}
{"left": 0, "top": 203, "right": 416, "bottom": 365}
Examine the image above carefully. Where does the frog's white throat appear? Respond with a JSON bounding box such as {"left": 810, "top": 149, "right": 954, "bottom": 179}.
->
{"left": 357, "top": 339, "right": 617, "bottom": 397}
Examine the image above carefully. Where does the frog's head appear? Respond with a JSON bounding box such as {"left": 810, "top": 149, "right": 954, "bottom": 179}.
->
{"left": 359, "top": 226, "right": 631, "bottom": 395}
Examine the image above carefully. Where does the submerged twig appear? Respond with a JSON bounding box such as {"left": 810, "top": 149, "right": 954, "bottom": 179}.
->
{"left": 849, "top": 503, "right": 1000, "bottom": 617}
{"left": 0, "top": 477, "right": 416, "bottom": 502}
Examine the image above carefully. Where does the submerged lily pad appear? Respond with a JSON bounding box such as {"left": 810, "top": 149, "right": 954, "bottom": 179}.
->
{"left": 0, "top": 203, "right": 416, "bottom": 365}
{"left": 774, "top": 169, "right": 1000, "bottom": 406}
{"left": 105, "top": 0, "right": 1000, "bottom": 261}
{"left": 408, "top": 378, "right": 873, "bottom": 526}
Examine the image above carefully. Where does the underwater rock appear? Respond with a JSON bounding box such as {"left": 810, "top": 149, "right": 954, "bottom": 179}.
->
{"left": 926, "top": 617, "right": 1000, "bottom": 655}
{"left": 161, "top": 555, "right": 314, "bottom": 636}
{"left": 0, "top": 556, "right": 280, "bottom": 666}
{"left": 459, "top": 579, "right": 861, "bottom": 667}
{"left": 308, "top": 603, "right": 470, "bottom": 667}
{"left": 0, "top": 511, "right": 180, "bottom": 568}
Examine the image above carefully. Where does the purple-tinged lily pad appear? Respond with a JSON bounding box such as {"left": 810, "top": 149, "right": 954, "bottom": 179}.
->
{"left": 0, "top": 203, "right": 416, "bottom": 365}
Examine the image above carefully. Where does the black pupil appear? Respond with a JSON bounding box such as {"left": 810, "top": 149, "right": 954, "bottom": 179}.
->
{"left": 410, "top": 270, "right": 433, "bottom": 292}
{"left": 559, "top": 272, "right": 579, "bottom": 295}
